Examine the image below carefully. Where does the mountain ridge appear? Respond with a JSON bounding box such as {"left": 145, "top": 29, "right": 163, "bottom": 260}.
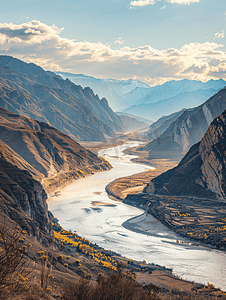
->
{"left": 141, "top": 87, "right": 226, "bottom": 159}
{"left": 145, "top": 108, "right": 226, "bottom": 200}
{"left": 0, "top": 55, "right": 124, "bottom": 141}
{"left": 0, "top": 107, "right": 112, "bottom": 194}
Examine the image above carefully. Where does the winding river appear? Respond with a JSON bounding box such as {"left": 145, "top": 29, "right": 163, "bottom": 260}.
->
{"left": 48, "top": 142, "right": 226, "bottom": 291}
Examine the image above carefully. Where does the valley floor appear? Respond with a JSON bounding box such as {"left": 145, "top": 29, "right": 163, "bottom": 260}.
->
{"left": 106, "top": 158, "right": 178, "bottom": 201}
{"left": 10, "top": 139, "right": 225, "bottom": 299}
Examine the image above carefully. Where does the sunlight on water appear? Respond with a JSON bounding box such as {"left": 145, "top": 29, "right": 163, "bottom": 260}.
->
{"left": 48, "top": 142, "right": 226, "bottom": 291}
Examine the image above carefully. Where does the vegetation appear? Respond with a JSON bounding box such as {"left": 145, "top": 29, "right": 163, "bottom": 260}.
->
{"left": 0, "top": 219, "right": 225, "bottom": 299}
{"left": 0, "top": 223, "right": 31, "bottom": 300}
{"left": 54, "top": 229, "right": 118, "bottom": 271}
{"left": 62, "top": 270, "right": 160, "bottom": 300}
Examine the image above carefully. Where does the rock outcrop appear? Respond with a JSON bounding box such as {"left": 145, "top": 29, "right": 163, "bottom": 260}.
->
{"left": 145, "top": 109, "right": 226, "bottom": 200}
{"left": 0, "top": 139, "right": 52, "bottom": 239}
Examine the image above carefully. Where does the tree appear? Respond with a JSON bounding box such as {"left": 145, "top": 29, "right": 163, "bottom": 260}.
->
{"left": 0, "top": 221, "right": 31, "bottom": 299}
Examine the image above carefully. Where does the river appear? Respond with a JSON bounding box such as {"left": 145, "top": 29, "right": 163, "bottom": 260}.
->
{"left": 48, "top": 142, "right": 226, "bottom": 291}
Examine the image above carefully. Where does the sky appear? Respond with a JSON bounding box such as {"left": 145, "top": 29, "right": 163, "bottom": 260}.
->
{"left": 0, "top": 0, "right": 225, "bottom": 85}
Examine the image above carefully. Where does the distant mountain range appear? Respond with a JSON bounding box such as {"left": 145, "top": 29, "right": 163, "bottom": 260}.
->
{"left": 141, "top": 87, "right": 226, "bottom": 159}
{"left": 56, "top": 72, "right": 150, "bottom": 111}
{"left": 56, "top": 71, "right": 226, "bottom": 122}
{"left": 134, "top": 78, "right": 226, "bottom": 105}
{"left": 123, "top": 88, "right": 220, "bottom": 121}
{"left": 145, "top": 108, "right": 226, "bottom": 200}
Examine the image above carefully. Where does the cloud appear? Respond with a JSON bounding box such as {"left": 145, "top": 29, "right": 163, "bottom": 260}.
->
{"left": 0, "top": 21, "right": 226, "bottom": 85}
{"left": 114, "top": 38, "right": 125, "bottom": 44}
{"left": 214, "top": 30, "right": 225, "bottom": 40}
{"left": 130, "top": 0, "right": 156, "bottom": 7}
{"left": 161, "top": 5, "right": 166, "bottom": 9}
{"left": 167, "top": 0, "right": 200, "bottom": 4}
{"left": 130, "top": 0, "right": 199, "bottom": 7}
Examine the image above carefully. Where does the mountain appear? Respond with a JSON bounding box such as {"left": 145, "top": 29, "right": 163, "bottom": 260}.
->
{"left": 0, "top": 138, "right": 52, "bottom": 238}
{"left": 141, "top": 78, "right": 226, "bottom": 104}
{"left": 0, "top": 55, "right": 125, "bottom": 141}
{"left": 56, "top": 72, "right": 150, "bottom": 111}
{"left": 116, "top": 112, "right": 152, "bottom": 132}
{"left": 0, "top": 107, "right": 111, "bottom": 193}
{"left": 121, "top": 87, "right": 151, "bottom": 106}
{"left": 146, "top": 109, "right": 186, "bottom": 140}
{"left": 56, "top": 73, "right": 226, "bottom": 120}
{"left": 123, "top": 88, "right": 220, "bottom": 121}
{"left": 123, "top": 78, "right": 226, "bottom": 108}
{"left": 144, "top": 109, "right": 226, "bottom": 200}
{"left": 141, "top": 87, "right": 226, "bottom": 159}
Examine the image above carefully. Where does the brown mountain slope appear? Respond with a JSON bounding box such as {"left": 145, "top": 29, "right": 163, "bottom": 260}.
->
{"left": 0, "top": 108, "right": 112, "bottom": 193}
{"left": 0, "top": 55, "right": 124, "bottom": 141}
{"left": 145, "top": 109, "right": 226, "bottom": 200}
{"left": 0, "top": 139, "right": 52, "bottom": 238}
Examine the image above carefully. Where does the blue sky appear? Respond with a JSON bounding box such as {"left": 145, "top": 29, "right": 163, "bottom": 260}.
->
{"left": 0, "top": 0, "right": 225, "bottom": 85}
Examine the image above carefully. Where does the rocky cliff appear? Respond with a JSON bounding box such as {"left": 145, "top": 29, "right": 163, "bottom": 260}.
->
{"left": 0, "top": 139, "right": 52, "bottom": 239}
{"left": 145, "top": 109, "right": 226, "bottom": 200}
{"left": 141, "top": 87, "right": 226, "bottom": 159}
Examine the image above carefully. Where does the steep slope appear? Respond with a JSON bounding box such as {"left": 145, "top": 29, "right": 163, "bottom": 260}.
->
{"left": 115, "top": 112, "right": 151, "bottom": 132}
{"left": 121, "top": 87, "right": 151, "bottom": 106}
{"left": 0, "top": 56, "right": 124, "bottom": 141}
{"left": 146, "top": 109, "right": 186, "bottom": 139}
{"left": 0, "top": 139, "right": 52, "bottom": 238}
{"left": 56, "top": 72, "right": 150, "bottom": 111}
{"left": 123, "top": 88, "right": 218, "bottom": 120}
{"left": 145, "top": 109, "right": 226, "bottom": 200}
{"left": 141, "top": 87, "right": 226, "bottom": 159}
{"left": 56, "top": 72, "right": 130, "bottom": 111}
{"left": 0, "top": 108, "right": 111, "bottom": 192}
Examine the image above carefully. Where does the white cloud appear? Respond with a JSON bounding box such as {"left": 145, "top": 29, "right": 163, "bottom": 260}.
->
{"left": 161, "top": 5, "right": 166, "bottom": 9}
{"left": 130, "top": 0, "right": 199, "bottom": 7}
{"left": 167, "top": 0, "right": 200, "bottom": 4}
{"left": 114, "top": 38, "right": 125, "bottom": 44}
{"left": 214, "top": 30, "right": 225, "bottom": 40}
{"left": 0, "top": 21, "right": 226, "bottom": 85}
{"left": 130, "top": 0, "right": 156, "bottom": 7}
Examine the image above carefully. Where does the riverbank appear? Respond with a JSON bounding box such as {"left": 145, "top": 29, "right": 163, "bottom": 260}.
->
{"left": 105, "top": 147, "right": 226, "bottom": 251}
{"left": 106, "top": 159, "right": 179, "bottom": 201}
{"left": 48, "top": 141, "right": 226, "bottom": 295}
{"left": 48, "top": 219, "right": 226, "bottom": 299}
{"left": 44, "top": 136, "right": 140, "bottom": 197}
{"left": 80, "top": 132, "right": 144, "bottom": 155}
{"left": 124, "top": 193, "right": 226, "bottom": 252}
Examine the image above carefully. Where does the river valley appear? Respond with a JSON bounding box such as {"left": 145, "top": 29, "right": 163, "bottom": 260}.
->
{"left": 48, "top": 142, "right": 226, "bottom": 291}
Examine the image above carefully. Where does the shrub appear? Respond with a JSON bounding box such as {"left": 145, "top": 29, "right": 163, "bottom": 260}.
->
{"left": 62, "top": 270, "right": 160, "bottom": 300}
{"left": 57, "top": 255, "right": 63, "bottom": 261}
{"left": 0, "top": 223, "right": 31, "bottom": 299}
{"left": 74, "top": 259, "right": 80, "bottom": 266}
